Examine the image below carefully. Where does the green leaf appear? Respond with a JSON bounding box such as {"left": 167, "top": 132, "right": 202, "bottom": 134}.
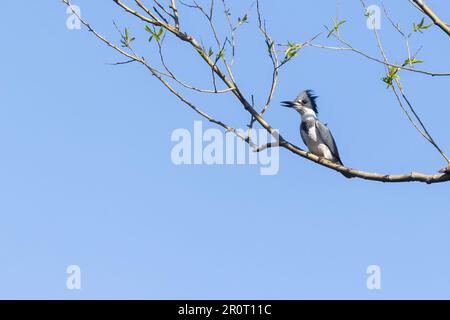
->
{"left": 382, "top": 65, "right": 400, "bottom": 87}
{"left": 145, "top": 25, "right": 164, "bottom": 42}
{"left": 413, "top": 17, "right": 433, "bottom": 33}
{"left": 120, "top": 27, "right": 135, "bottom": 48}
{"left": 403, "top": 57, "right": 423, "bottom": 66}
{"left": 327, "top": 18, "right": 346, "bottom": 38}
{"left": 282, "top": 41, "right": 303, "bottom": 64}
{"left": 216, "top": 48, "right": 225, "bottom": 60}
{"left": 238, "top": 14, "right": 249, "bottom": 26}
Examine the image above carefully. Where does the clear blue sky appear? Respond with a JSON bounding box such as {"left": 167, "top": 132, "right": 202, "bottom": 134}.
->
{"left": 1, "top": 0, "right": 449, "bottom": 299}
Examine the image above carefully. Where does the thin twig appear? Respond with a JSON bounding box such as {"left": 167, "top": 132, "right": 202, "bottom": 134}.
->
{"left": 170, "top": 0, "right": 180, "bottom": 29}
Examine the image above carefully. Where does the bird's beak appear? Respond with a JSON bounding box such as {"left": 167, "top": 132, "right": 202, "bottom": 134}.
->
{"left": 281, "top": 101, "right": 296, "bottom": 108}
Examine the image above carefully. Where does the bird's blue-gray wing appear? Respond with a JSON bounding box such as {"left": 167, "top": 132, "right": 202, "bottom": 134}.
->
{"left": 315, "top": 120, "right": 343, "bottom": 164}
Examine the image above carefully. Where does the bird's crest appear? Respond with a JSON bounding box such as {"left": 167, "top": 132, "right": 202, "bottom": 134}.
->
{"left": 304, "top": 89, "right": 319, "bottom": 114}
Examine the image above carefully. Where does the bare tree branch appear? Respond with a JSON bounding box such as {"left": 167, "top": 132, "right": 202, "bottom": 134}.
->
{"left": 156, "top": 33, "right": 234, "bottom": 93}
{"left": 62, "top": 0, "right": 247, "bottom": 144}
{"left": 170, "top": 0, "right": 180, "bottom": 29}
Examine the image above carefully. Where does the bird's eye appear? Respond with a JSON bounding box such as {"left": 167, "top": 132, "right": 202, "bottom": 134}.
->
{"left": 301, "top": 100, "right": 308, "bottom": 105}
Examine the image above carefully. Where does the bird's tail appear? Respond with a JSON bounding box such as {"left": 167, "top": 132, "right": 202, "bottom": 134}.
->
{"left": 336, "top": 159, "right": 353, "bottom": 179}
{"left": 340, "top": 171, "right": 353, "bottom": 179}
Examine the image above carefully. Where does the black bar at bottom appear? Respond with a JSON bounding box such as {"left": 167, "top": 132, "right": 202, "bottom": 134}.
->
{"left": 0, "top": 300, "right": 444, "bottom": 318}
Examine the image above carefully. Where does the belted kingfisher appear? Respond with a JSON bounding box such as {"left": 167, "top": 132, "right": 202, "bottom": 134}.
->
{"left": 282, "top": 90, "right": 351, "bottom": 177}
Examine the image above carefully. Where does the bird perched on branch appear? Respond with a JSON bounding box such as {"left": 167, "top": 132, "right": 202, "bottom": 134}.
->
{"left": 282, "top": 90, "right": 351, "bottom": 178}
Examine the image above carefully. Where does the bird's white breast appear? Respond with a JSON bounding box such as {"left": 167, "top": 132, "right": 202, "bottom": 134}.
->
{"left": 301, "top": 124, "right": 333, "bottom": 160}
{"left": 307, "top": 125, "right": 318, "bottom": 142}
